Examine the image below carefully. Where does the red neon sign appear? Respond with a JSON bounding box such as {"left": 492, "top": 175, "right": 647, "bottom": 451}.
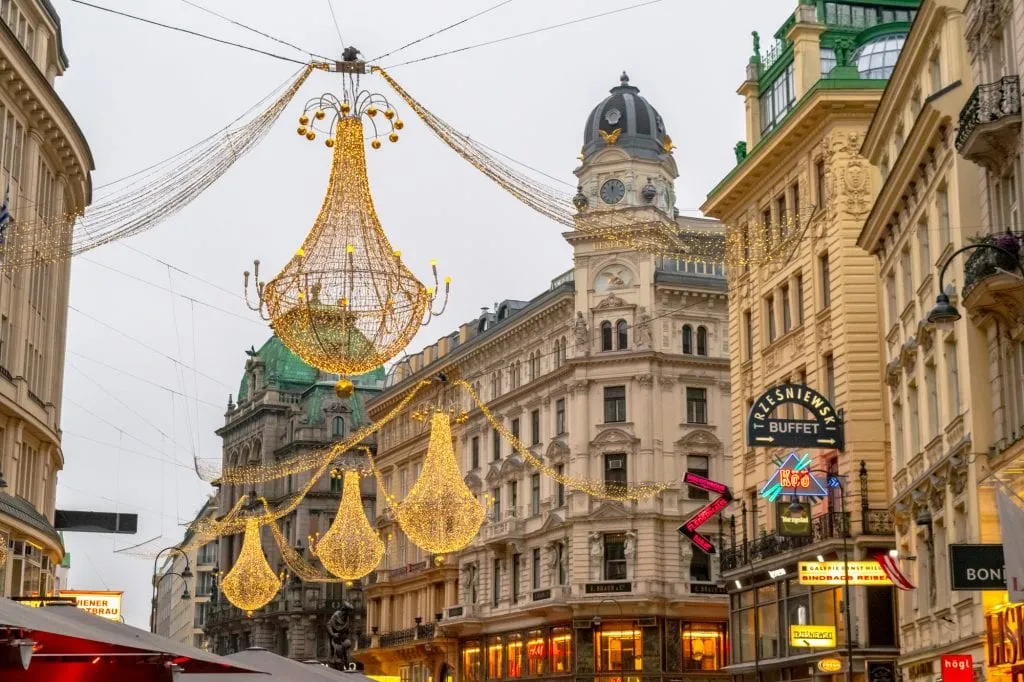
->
{"left": 679, "top": 475, "right": 732, "bottom": 555}
{"left": 779, "top": 470, "right": 812, "bottom": 489}
{"left": 687, "top": 530, "right": 715, "bottom": 554}
{"left": 683, "top": 496, "right": 730, "bottom": 532}
{"left": 683, "top": 472, "right": 732, "bottom": 499}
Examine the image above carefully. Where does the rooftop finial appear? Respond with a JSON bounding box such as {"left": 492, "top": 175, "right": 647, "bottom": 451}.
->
{"left": 620, "top": 70, "right": 630, "bottom": 85}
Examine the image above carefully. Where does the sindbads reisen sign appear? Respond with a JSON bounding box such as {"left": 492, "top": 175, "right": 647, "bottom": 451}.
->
{"left": 747, "top": 384, "right": 844, "bottom": 450}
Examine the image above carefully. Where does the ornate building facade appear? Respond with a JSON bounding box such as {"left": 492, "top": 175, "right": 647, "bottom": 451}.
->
{"left": 857, "top": 3, "right": 993, "bottom": 681}
{"left": 205, "top": 336, "right": 381, "bottom": 661}
{"left": 356, "top": 74, "right": 732, "bottom": 682}
{"left": 0, "top": 0, "right": 93, "bottom": 597}
{"left": 702, "top": 3, "right": 905, "bottom": 682}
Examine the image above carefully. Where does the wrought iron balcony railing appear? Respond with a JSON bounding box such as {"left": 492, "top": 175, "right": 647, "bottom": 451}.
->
{"left": 956, "top": 75, "right": 1021, "bottom": 151}
{"left": 721, "top": 511, "right": 849, "bottom": 572}
{"left": 962, "top": 232, "right": 1024, "bottom": 298}
{"left": 379, "top": 626, "right": 417, "bottom": 648}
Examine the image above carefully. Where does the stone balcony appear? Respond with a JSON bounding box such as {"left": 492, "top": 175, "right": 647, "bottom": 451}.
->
{"left": 481, "top": 508, "right": 525, "bottom": 546}
{"left": 956, "top": 75, "right": 1021, "bottom": 169}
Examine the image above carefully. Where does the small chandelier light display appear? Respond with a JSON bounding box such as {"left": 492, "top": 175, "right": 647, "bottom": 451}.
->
{"left": 244, "top": 86, "right": 448, "bottom": 383}
{"left": 310, "top": 469, "right": 384, "bottom": 580}
{"left": 395, "top": 409, "right": 485, "bottom": 555}
{"left": 218, "top": 519, "right": 284, "bottom": 615}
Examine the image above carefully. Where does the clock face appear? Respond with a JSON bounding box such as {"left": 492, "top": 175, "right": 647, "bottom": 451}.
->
{"left": 600, "top": 179, "right": 626, "bottom": 204}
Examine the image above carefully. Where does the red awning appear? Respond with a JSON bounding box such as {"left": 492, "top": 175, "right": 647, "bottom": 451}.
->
{"left": 0, "top": 599, "right": 263, "bottom": 681}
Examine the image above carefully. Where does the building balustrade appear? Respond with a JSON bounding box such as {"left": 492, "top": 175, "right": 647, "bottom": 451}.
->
{"left": 204, "top": 596, "right": 347, "bottom": 627}
{"left": 482, "top": 508, "right": 524, "bottom": 544}
{"left": 378, "top": 626, "right": 417, "bottom": 648}
{"left": 963, "top": 232, "right": 1024, "bottom": 298}
{"left": 956, "top": 75, "right": 1021, "bottom": 166}
{"left": 721, "top": 511, "right": 849, "bottom": 572}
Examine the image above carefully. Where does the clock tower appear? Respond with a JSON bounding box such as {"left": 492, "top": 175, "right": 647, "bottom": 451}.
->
{"left": 572, "top": 71, "right": 679, "bottom": 221}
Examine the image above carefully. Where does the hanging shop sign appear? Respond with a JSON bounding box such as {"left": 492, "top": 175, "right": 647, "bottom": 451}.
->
{"left": 747, "top": 384, "right": 844, "bottom": 450}
{"left": 790, "top": 625, "right": 836, "bottom": 648}
{"left": 940, "top": 655, "right": 973, "bottom": 682}
{"left": 13, "top": 591, "right": 123, "bottom": 621}
{"left": 761, "top": 453, "right": 829, "bottom": 502}
{"left": 798, "top": 561, "right": 893, "bottom": 586}
{"left": 678, "top": 473, "right": 733, "bottom": 555}
{"left": 776, "top": 500, "right": 812, "bottom": 537}
{"left": 817, "top": 658, "right": 846, "bottom": 673}
{"left": 949, "top": 544, "right": 1007, "bottom": 591}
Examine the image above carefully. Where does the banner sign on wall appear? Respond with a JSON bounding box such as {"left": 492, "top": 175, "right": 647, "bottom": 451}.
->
{"left": 776, "top": 501, "right": 812, "bottom": 537}
{"left": 746, "top": 384, "right": 844, "bottom": 450}
{"left": 798, "top": 561, "right": 893, "bottom": 586}
{"left": 940, "top": 655, "right": 973, "bottom": 682}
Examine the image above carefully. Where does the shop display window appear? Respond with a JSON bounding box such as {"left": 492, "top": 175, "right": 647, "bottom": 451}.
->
{"left": 461, "top": 640, "right": 482, "bottom": 682}
{"left": 526, "top": 630, "right": 545, "bottom": 676}
{"left": 682, "top": 622, "right": 726, "bottom": 670}
{"left": 550, "top": 626, "right": 572, "bottom": 673}
{"left": 597, "top": 625, "right": 642, "bottom": 672}
{"left": 487, "top": 636, "right": 504, "bottom": 679}
{"left": 507, "top": 633, "right": 523, "bottom": 678}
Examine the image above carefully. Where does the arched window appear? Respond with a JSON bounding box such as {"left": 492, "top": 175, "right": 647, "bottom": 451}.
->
{"left": 683, "top": 325, "right": 693, "bottom": 354}
{"left": 697, "top": 326, "right": 708, "bottom": 356}
{"left": 332, "top": 416, "right": 345, "bottom": 437}
{"left": 616, "top": 319, "right": 628, "bottom": 350}
{"left": 560, "top": 337, "right": 567, "bottom": 365}
{"left": 601, "top": 321, "right": 613, "bottom": 351}
{"left": 553, "top": 341, "right": 561, "bottom": 369}
{"left": 515, "top": 360, "right": 522, "bottom": 387}
{"left": 491, "top": 372, "right": 499, "bottom": 398}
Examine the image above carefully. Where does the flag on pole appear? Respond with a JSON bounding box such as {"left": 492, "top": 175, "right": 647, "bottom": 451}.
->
{"left": 995, "top": 485, "right": 1024, "bottom": 603}
{"left": 873, "top": 552, "right": 915, "bottom": 590}
{"left": 0, "top": 183, "right": 11, "bottom": 245}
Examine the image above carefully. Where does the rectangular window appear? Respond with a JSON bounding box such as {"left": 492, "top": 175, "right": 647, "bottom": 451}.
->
{"left": 781, "top": 284, "right": 791, "bottom": 333}
{"left": 795, "top": 274, "right": 804, "bottom": 325}
{"left": 603, "top": 386, "right": 626, "bottom": 423}
{"left": 686, "top": 387, "right": 708, "bottom": 424}
{"left": 509, "top": 481, "right": 518, "bottom": 515}
{"left": 603, "top": 534, "right": 627, "bottom": 581}
{"left": 743, "top": 310, "right": 753, "bottom": 361}
{"left": 492, "top": 487, "right": 501, "bottom": 522}
{"left": 886, "top": 274, "right": 898, "bottom": 329}
{"left": 492, "top": 559, "right": 501, "bottom": 607}
{"left": 512, "top": 553, "right": 521, "bottom": 603}
{"left": 824, "top": 354, "right": 836, "bottom": 403}
{"left": 555, "top": 543, "right": 566, "bottom": 586}
{"left": 762, "top": 208, "right": 773, "bottom": 251}
{"left": 926, "top": 362, "right": 940, "bottom": 438}
{"left": 555, "top": 399, "right": 566, "bottom": 434}
{"left": 765, "top": 294, "right": 776, "bottom": 342}
{"left": 944, "top": 337, "right": 961, "bottom": 418}
{"left": 12, "top": 122, "right": 22, "bottom": 181}
{"left": 532, "top": 549, "right": 541, "bottom": 590}
{"left": 511, "top": 418, "right": 520, "bottom": 442}
{"left": 937, "top": 187, "right": 951, "bottom": 246}
{"left": 919, "top": 221, "right": 931, "bottom": 274}
{"left": 909, "top": 384, "right": 921, "bottom": 456}
{"left": 493, "top": 428, "right": 501, "bottom": 461}
{"left": 2, "top": 113, "right": 12, "bottom": 171}
{"left": 530, "top": 473, "right": 540, "bottom": 516}
{"left": 791, "top": 182, "right": 800, "bottom": 230}
{"left": 819, "top": 252, "right": 831, "bottom": 308}
{"left": 687, "top": 455, "right": 710, "bottom": 500}
{"left": 901, "top": 249, "right": 914, "bottom": 308}
{"left": 471, "top": 436, "right": 480, "bottom": 469}
{"left": 0, "top": 315, "right": 8, "bottom": 369}
{"left": 604, "top": 453, "right": 627, "bottom": 491}
{"left": 777, "top": 194, "right": 788, "bottom": 239}
{"left": 816, "top": 159, "right": 827, "bottom": 207}
{"left": 530, "top": 409, "right": 540, "bottom": 445}
{"left": 689, "top": 552, "right": 711, "bottom": 582}
{"left": 555, "top": 465, "right": 565, "bottom": 507}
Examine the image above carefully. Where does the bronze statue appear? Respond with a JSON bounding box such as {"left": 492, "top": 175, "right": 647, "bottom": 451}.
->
{"left": 327, "top": 600, "right": 356, "bottom": 669}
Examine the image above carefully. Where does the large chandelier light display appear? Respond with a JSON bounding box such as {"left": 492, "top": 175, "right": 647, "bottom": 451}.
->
{"left": 310, "top": 469, "right": 384, "bottom": 580}
{"left": 219, "top": 519, "right": 284, "bottom": 615}
{"left": 244, "top": 83, "right": 449, "bottom": 381}
{"left": 395, "top": 410, "right": 485, "bottom": 555}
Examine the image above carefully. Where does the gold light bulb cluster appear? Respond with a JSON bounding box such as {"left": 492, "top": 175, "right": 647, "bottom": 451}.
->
{"left": 394, "top": 410, "right": 485, "bottom": 555}
{"left": 218, "top": 520, "right": 284, "bottom": 615}
{"left": 309, "top": 470, "right": 384, "bottom": 580}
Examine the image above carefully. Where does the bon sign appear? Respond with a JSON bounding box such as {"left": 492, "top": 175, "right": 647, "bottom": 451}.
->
{"left": 940, "top": 655, "right": 972, "bottom": 682}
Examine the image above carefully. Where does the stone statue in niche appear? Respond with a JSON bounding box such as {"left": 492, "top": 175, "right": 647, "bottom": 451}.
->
{"left": 624, "top": 531, "right": 637, "bottom": 560}
{"left": 574, "top": 311, "right": 589, "bottom": 356}
{"left": 635, "top": 307, "right": 652, "bottom": 349}
{"left": 589, "top": 531, "right": 603, "bottom": 557}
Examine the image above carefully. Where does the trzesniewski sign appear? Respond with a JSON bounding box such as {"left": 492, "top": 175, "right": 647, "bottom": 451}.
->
{"left": 746, "top": 384, "right": 844, "bottom": 450}
{"left": 949, "top": 544, "right": 1007, "bottom": 590}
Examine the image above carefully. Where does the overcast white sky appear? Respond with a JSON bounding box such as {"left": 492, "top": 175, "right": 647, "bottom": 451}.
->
{"left": 50, "top": 0, "right": 795, "bottom": 629}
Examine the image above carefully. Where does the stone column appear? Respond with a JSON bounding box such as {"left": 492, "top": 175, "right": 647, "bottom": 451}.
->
{"left": 380, "top": 594, "right": 391, "bottom": 632}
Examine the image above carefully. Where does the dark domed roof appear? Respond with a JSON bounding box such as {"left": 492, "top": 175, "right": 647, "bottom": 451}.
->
{"left": 582, "top": 72, "right": 669, "bottom": 162}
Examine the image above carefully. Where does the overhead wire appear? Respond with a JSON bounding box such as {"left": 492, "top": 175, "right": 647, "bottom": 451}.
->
{"left": 325, "top": 0, "right": 346, "bottom": 51}
{"left": 369, "top": 0, "right": 518, "bottom": 62}
{"left": 383, "top": 0, "right": 668, "bottom": 68}
{"left": 67, "top": 352, "right": 224, "bottom": 409}
{"left": 176, "top": 0, "right": 331, "bottom": 61}
{"left": 67, "top": 0, "right": 311, "bottom": 65}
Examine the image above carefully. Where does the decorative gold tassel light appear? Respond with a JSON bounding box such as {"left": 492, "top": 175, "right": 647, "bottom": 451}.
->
{"left": 310, "top": 469, "right": 384, "bottom": 580}
{"left": 244, "top": 89, "right": 448, "bottom": 377}
{"left": 395, "top": 410, "right": 485, "bottom": 555}
{"left": 219, "top": 519, "right": 284, "bottom": 615}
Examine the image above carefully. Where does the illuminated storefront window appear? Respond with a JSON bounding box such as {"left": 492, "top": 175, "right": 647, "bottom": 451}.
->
{"left": 507, "top": 633, "right": 523, "bottom": 678}
{"left": 487, "top": 636, "right": 504, "bottom": 679}
{"left": 461, "top": 641, "right": 482, "bottom": 682}
{"left": 682, "top": 622, "right": 726, "bottom": 670}
{"left": 597, "top": 625, "right": 642, "bottom": 672}
{"left": 526, "top": 630, "right": 545, "bottom": 676}
{"left": 550, "top": 626, "right": 572, "bottom": 673}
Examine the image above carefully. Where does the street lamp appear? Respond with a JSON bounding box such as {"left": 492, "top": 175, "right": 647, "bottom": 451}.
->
{"left": 926, "top": 239, "right": 1024, "bottom": 325}
{"left": 151, "top": 546, "right": 194, "bottom": 634}
{"left": 786, "top": 470, "right": 853, "bottom": 682}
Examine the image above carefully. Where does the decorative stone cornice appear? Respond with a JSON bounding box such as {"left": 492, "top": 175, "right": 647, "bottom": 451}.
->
{"left": 900, "top": 337, "right": 919, "bottom": 370}
{"left": 885, "top": 358, "right": 902, "bottom": 387}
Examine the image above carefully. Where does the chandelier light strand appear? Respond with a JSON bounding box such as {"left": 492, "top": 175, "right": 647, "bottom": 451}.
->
{"left": 218, "top": 519, "right": 285, "bottom": 614}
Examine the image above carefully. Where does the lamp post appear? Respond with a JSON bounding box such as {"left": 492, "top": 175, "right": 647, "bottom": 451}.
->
{"left": 151, "top": 546, "right": 193, "bottom": 634}
{"left": 787, "top": 470, "right": 852, "bottom": 682}
{"left": 926, "top": 239, "right": 1024, "bottom": 325}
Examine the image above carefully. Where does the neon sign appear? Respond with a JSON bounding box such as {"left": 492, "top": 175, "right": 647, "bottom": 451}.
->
{"left": 678, "top": 473, "right": 732, "bottom": 554}
{"left": 760, "top": 453, "right": 828, "bottom": 502}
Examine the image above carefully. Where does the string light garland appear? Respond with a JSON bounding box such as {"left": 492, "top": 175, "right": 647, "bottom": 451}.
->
{"left": 457, "top": 380, "right": 674, "bottom": 501}
{"left": 244, "top": 83, "right": 448, "bottom": 379}
{"left": 268, "top": 518, "right": 346, "bottom": 583}
{"left": 310, "top": 469, "right": 385, "bottom": 580}
{"left": 0, "top": 65, "right": 319, "bottom": 272}
{"left": 393, "top": 409, "right": 485, "bottom": 555}
{"left": 218, "top": 519, "right": 285, "bottom": 614}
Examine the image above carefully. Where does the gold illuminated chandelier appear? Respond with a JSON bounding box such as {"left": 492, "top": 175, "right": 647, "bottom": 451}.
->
{"left": 218, "top": 519, "right": 285, "bottom": 615}
{"left": 309, "top": 468, "right": 385, "bottom": 580}
{"left": 244, "top": 75, "right": 449, "bottom": 397}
